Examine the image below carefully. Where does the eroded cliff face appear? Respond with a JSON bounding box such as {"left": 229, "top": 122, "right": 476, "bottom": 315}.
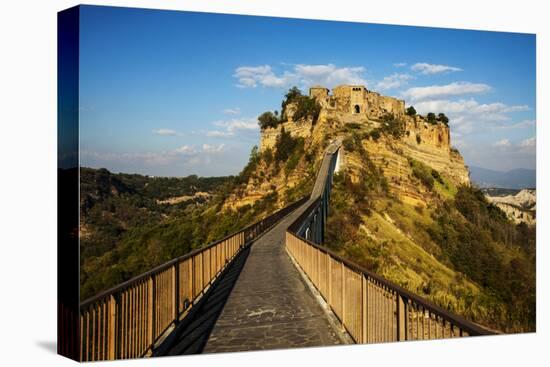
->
{"left": 224, "top": 86, "right": 470, "bottom": 213}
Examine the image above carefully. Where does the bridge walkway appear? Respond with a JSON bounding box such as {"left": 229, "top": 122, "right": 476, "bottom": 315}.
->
{"left": 156, "top": 198, "right": 343, "bottom": 355}
{"left": 156, "top": 140, "right": 344, "bottom": 355}
{"left": 202, "top": 199, "right": 343, "bottom": 353}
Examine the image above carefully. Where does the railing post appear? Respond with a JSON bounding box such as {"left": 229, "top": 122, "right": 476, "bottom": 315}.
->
{"left": 328, "top": 254, "right": 332, "bottom": 306}
{"left": 147, "top": 276, "right": 155, "bottom": 352}
{"left": 172, "top": 264, "right": 179, "bottom": 322}
{"left": 108, "top": 295, "right": 118, "bottom": 360}
{"left": 397, "top": 295, "right": 407, "bottom": 341}
{"left": 341, "top": 261, "right": 346, "bottom": 326}
{"left": 362, "top": 275, "right": 367, "bottom": 344}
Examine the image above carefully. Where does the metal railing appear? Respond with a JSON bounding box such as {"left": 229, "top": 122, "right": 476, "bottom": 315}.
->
{"left": 79, "top": 196, "right": 308, "bottom": 361}
{"left": 286, "top": 142, "right": 493, "bottom": 344}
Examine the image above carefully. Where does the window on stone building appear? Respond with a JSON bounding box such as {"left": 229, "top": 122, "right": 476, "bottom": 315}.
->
{"left": 354, "top": 104, "right": 360, "bottom": 113}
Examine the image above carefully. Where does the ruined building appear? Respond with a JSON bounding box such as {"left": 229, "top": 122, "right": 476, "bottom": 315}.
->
{"left": 308, "top": 85, "right": 406, "bottom": 121}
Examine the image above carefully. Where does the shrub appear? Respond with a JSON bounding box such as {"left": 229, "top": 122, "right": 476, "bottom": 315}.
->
{"left": 369, "top": 130, "right": 381, "bottom": 141}
{"left": 262, "top": 147, "right": 274, "bottom": 166}
{"left": 406, "top": 106, "right": 417, "bottom": 116}
{"left": 437, "top": 113, "right": 449, "bottom": 125}
{"left": 258, "top": 111, "right": 280, "bottom": 130}
{"left": 274, "top": 127, "right": 303, "bottom": 163}
{"left": 427, "top": 112, "right": 437, "bottom": 124}
{"left": 408, "top": 158, "right": 434, "bottom": 190}
{"left": 292, "top": 96, "right": 321, "bottom": 123}
{"left": 431, "top": 169, "right": 444, "bottom": 184}
{"left": 346, "top": 122, "right": 362, "bottom": 130}
{"left": 281, "top": 86, "right": 303, "bottom": 120}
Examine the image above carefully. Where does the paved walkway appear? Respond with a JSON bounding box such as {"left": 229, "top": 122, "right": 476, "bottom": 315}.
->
{"left": 202, "top": 200, "right": 343, "bottom": 353}
{"left": 157, "top": 140, "right": 344, "bottom": 356}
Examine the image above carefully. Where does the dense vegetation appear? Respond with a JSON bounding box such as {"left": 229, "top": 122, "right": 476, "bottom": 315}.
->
{"left": 258, "top": 87, "right": 321, "bottom": 130}
{"left": 428, "top": 186, "right": 536, "bottom": 330}
{"left": 80, "top": 167, "right": 283, "bottom": 300}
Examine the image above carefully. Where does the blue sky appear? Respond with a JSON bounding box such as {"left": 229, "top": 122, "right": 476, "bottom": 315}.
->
{"left": 79, "top": 5, "right": 536, "bottom": 177}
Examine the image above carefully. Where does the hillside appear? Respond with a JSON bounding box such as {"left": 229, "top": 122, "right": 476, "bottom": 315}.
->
{"left": 225, "top": 85, "right": 535, "bottom": 333}
{"left": 80, "top": 167, "right": 292, "bottom": 300}
{"left": 485, "top": 189, "right": 536, "bottom": 226}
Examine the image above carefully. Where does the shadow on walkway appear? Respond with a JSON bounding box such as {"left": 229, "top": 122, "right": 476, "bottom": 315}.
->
{"left": 153, "top": 245, "right": 251, "bottom": 356}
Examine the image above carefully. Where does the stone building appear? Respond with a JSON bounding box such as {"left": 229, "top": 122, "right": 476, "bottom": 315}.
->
{"left": 309, "top": 84, "right": 406, "bottom": 120}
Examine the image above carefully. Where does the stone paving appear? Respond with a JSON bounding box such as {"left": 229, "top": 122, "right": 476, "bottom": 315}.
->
{"left": 158, "top": 141, "right": 344, "bottom": 356}
{"left": 202, "top": 201, "right": 343, "bottom": 353}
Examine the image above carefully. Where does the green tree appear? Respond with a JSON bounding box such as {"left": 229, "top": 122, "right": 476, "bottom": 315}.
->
{"left": 275, "top": 127, "right": 298, "bottom": 162}
{"left": 281, "top": 86, "right": 303, "bottom": 120}
{"left": 258, "top": 111, "right": 280, "bottom": 129}
{"left": 293, "top": 96, "right": 321, "bottom": 123}
{"left": 437, "top": 113, "right": 449, "bottom": 125}
{"left": 427, "top": 112, "right": 437, "bottom": 124}
{"left": 406, "top": 106, "right": 417, "bottom": 116}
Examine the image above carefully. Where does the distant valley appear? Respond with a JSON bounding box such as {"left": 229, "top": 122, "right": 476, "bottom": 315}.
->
{"left": 470, "top": 166, "right": 535, "bottom": 189}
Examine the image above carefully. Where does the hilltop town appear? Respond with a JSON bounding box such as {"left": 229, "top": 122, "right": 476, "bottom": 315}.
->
{"left": 224, "top": 84, "right": 469, "bottom": 211}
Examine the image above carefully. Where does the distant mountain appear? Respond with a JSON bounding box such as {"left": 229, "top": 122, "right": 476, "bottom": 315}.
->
{"left": 469, "top": 166, "right": 536, "bottom": 189}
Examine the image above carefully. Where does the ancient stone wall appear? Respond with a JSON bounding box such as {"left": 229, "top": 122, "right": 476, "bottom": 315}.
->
{"left": 259, "top": 119, "right": 313, "bottom": 152}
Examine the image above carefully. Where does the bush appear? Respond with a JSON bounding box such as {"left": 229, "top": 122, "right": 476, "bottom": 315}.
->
{"left": 431, "top": 169, "right": 444, "bottom": 184}
{"left": 437, "top": 113, "right": 449, "bottom": 125}
{"left": 292, "top": 96, "right": 321, "bottom": 123}
{"left": 406, "top": 106, "right": 417, "bottom": 116}
{"left": 262, "top": 147, "right": 274, "bottom": 166}
{"left": 408, "top": 158, "right": 434, "bottom": 190}
{"left": 236, "top": 145, "right": 260, "bottom": 184}
{"left": 281, "top": 86, "right": 303, "bottom": 120}
{"left": 274, "top": 127, "right": 303, "bottom": 163}
{"left": 368, "top": 129, "right": 381, "bottom": 141}
{"left": 427, "top": 112, "right": 437, "bottom": 124}
{"left": 258, "top": 111, "right": 280, "bottom": 130}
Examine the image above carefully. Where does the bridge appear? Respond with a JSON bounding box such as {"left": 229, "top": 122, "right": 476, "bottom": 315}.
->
{"left": 74, "top": 139, "right": 492, "bottom": 361}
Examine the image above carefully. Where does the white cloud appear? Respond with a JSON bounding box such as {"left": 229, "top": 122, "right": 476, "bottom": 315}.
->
{"left": 213, "top": 118, "right": 258, "bottom": 132}
{"left": 233, "top": 63, "right": 367, "bottom": 89}
{"left": 175, "top": 145, "right": 195, "bottom": 154}
{"left": 82, "top": 143, "right": 226, "bottom": 168}
{"left": 488, "top": 137, "right": 535, "bottom": 156}
{"left": 223, "top": 107, "right": 241, "bottom": 115}
{"left": 493, "top": 139, "right": 511, "bottom": 147}
{"left": 234, "top": 65, "right": 289, "bottom": 88}
{"left": 411, "top": 62, "right": 463, "bottom": 75}
{"left": 206, "top": 130, "right": 234, "bottom": 137}
{"left": 402, "top": 82, "right": 491, "bottom": 102}
{"left": 413, "top": 99, "right": 528, "bottom": 121}
{"left": 519, "top": 137, "right": 536, "bottom": 153}
{"left": 495, "top": 120, "right": 535, "bottom": 130}
{"left": 202, "top": 143, "right": 225, "bottom": 153}
{"left": 520, "top": 136, "right": 536, "bottom": 148}
{"left": 376, "top": 73, "right": 414, "bottom": 90}
{"left": 393, "top": 62, "right": 407, "bottom": 68}
{"left": 293, "top": 64, "right": 366, "bottom": 87}
{"left": 412, "top": 98, "right": 530, "bottom": 134}
{"left": 152, "top": 129, "right": 181, "bottom": 136}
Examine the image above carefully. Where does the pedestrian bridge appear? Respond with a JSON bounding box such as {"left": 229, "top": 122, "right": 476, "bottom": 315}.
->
{"left": 74, "top": 139, "right": 492, "bottom": 361}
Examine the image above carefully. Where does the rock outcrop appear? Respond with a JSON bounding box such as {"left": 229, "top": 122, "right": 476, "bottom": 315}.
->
{"left": 486, "top": 189, "right": 536, "bottom": 225}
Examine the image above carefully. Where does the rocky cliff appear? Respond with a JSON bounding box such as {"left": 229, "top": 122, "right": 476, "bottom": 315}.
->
{"left": 246, "top": 94, "right": 469, "bottom": 211}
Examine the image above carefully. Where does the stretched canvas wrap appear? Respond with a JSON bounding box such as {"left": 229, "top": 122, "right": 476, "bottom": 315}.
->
{"left": 58, "top": 4, "right": 536, "bottom": 362}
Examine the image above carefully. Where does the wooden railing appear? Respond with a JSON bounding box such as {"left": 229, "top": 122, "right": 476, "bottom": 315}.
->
{"left": 79, "top": 197, "right": 308, "bottom": 361}
{"left": 286, "top": 141, "right": 493, "bottom": 344}
{"left": 286, "top": 232, "right": 493, "bottom": 343}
